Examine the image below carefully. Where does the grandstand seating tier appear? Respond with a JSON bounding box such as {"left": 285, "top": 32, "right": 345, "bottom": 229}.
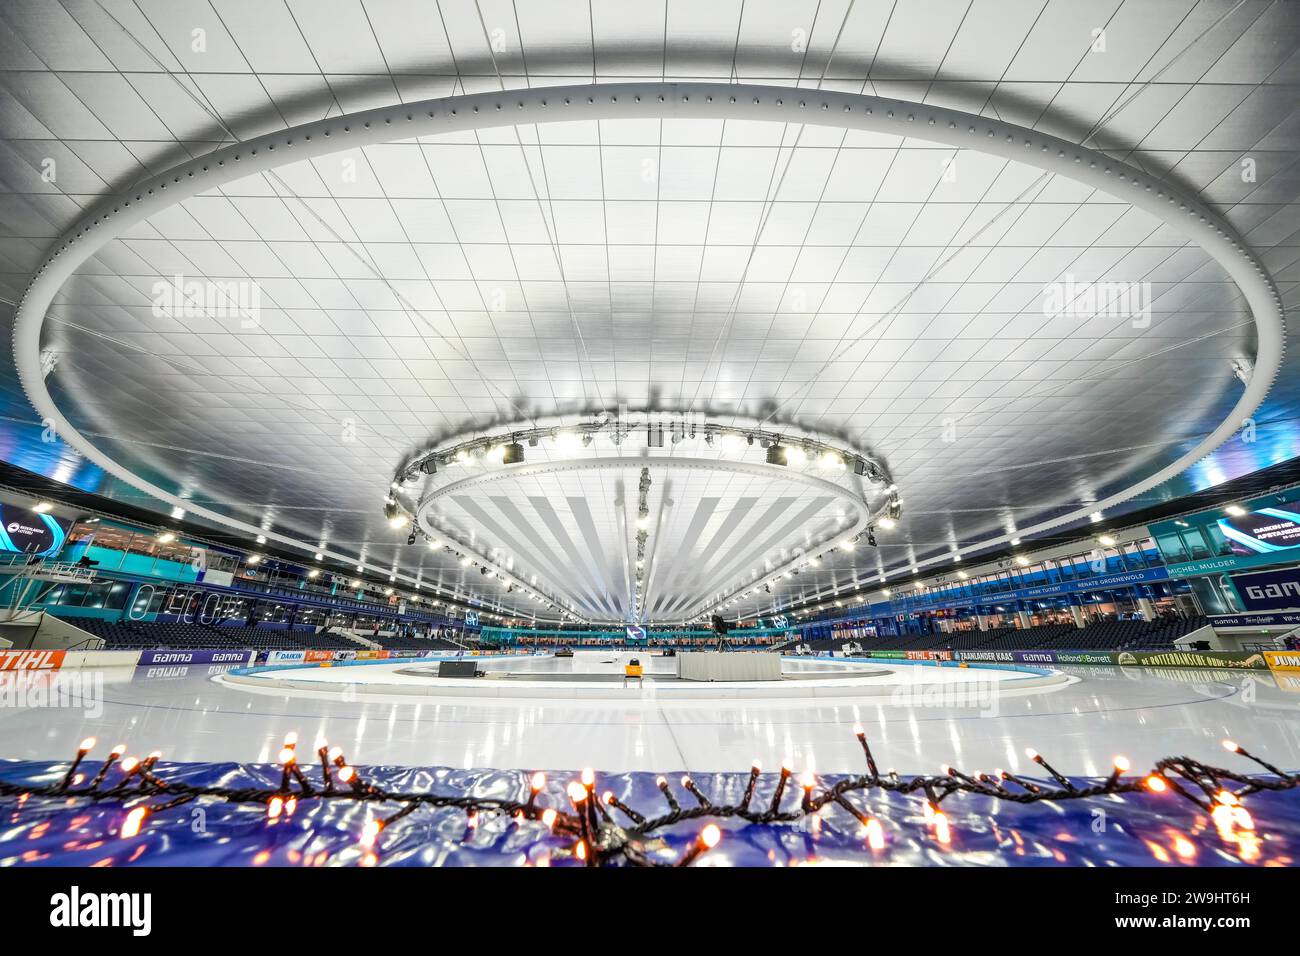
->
{"left": 59, "top": 617, "right": 361, "bottom": 651}
{"left": 56, "top": 614, "right": 1209, "bottom": 655}
{"left": 371, "top": 632, "right": 466, "bottom": 651}
{"left": 797, "top": 616, "right": 1209, "bottom": 655}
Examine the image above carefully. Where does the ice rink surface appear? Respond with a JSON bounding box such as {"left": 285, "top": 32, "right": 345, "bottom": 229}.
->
{"left": 1, "top": 654, "right": 1295, "bottom": 778}
{"left": 217, "top": 652, "right": 1063, "bottom": 700}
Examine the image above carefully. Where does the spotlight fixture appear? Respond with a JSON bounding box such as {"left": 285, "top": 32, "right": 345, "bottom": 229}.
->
{"left": 866, "top": 530, "right": 877, "bottom": 547}
{"left": 32, "top": 501, "right": 53, "bottom": 514}
{"left": 1232, "top": 358, "right": 1253, "bottom": 386}
{"left": 406, "top": 531, "right": 417, "bottom": 546}
{"left": 766, "top": 444, "right": 788, "bottom": 466}
{"left": 502, "top": 441, "right": 525, "bottom": 465}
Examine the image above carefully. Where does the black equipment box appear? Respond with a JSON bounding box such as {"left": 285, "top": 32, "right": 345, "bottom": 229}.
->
{"left": 438, "top": 660, "right": 479, "bottom": 678}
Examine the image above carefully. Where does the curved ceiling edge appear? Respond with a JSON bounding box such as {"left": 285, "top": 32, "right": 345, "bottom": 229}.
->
{"left": 10, "top": 81, "right": 1286, "bottom": 601}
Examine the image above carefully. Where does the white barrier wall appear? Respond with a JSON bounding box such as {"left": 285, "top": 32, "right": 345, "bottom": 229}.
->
{"left": 61, "top": 650, "right": 141, "bottom": 669}
{"left": 0, "top": 648, "right": 141, "bottom": 670}
{"left": 33, "top": 613, "right": 107, "bottom": 650}
{"left": 676, "top": 651, "right": 782, "bottom": 682}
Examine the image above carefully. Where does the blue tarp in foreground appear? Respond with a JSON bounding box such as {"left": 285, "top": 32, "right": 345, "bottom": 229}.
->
{"left": 0, "top": 760, "right": 1294, "bottom": 867}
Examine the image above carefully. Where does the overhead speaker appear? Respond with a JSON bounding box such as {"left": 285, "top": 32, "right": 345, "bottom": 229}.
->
{"left": 766, "top": 444, "right": 787, "bottom": 466}
{"left": 502, "top": 441, "right": 525, "bottom": 465}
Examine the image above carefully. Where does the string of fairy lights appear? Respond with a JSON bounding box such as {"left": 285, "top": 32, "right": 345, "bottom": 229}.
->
{"left": 1, "top": 730, "right": 1291, "bottom": 866}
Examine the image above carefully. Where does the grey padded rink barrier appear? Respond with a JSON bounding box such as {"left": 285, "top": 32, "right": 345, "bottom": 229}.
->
{"left": 676, "top": 651, "right": 783, "bottom": 681}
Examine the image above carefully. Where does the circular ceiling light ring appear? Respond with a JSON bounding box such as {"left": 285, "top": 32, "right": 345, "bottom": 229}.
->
{"left": 398, "top": 415, "right": 893, "bottom": 489}
{"left": 11, "top": 82, "right": 1284, "bottom": 588}
{"left": 415, "top": 455, "right": 873, "bottom": 624}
